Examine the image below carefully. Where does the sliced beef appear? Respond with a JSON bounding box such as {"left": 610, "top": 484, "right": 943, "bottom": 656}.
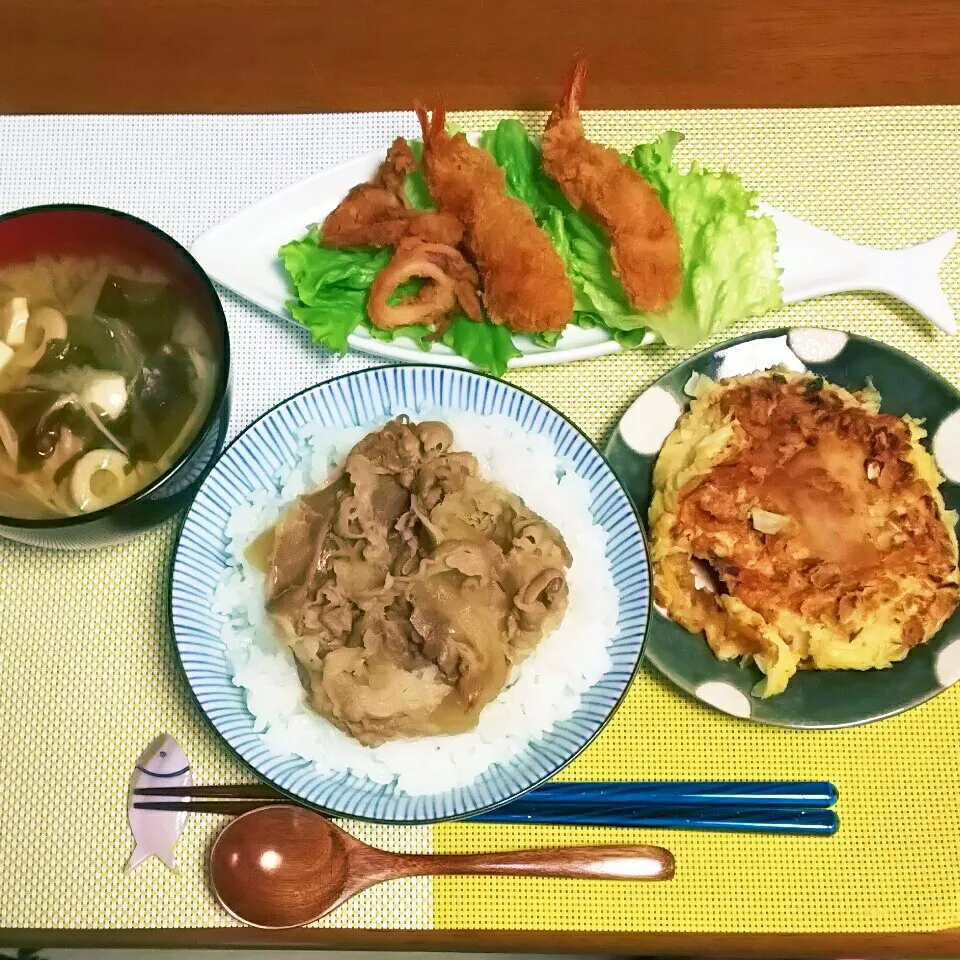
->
{"left": 251, "top": 417, "right": 571, "bottom": 746}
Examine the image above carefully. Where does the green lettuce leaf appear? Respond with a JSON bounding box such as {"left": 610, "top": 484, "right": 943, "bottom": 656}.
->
{"left": 278, "top": 231, "right": 386, "bottom": 354}
{"left": 481, "top": 122, "right": 643, "bottom": 340}
{"left": 531, "top": 330, "right": 563, "bottom": 348}
{"left": 365, "top": 323, "right": 434, "bottom": 351}
{"left": 482, "top": 120, "right": 555, "bottom": 210}
{"left": 279, "top": 231, "right": 390, "bottom": 302}
{"left": 280, "top": 233, "right": 439, "bottom": 355}
{"left": 403, "top": 141, "right": 434, "bottom": 211}
{"left": 441, "top": 315, "right": 521, "bottom": 376}
{"left": 286, "top": 297, "right": 361, "bottom": 354}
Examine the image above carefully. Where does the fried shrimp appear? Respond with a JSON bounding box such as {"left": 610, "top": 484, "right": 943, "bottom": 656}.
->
{"left": 416, "top": 105, "right": 573, "bottom": 333}
{"left": 541, "top": 58, "right": 682, "bottom": 313}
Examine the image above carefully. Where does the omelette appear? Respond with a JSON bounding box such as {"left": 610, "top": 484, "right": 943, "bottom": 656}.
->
{"left": 649, "top": 369, "right": 960, "bottom": 696}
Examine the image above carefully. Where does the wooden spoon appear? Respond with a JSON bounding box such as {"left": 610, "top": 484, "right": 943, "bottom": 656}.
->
{"left": 210, "top": 804, "right": 675, "bottom": 928}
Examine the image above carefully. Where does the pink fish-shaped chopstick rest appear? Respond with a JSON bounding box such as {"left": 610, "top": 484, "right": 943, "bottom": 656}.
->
{"left": 126, "top": 733, "right": 193, "bottom": 872}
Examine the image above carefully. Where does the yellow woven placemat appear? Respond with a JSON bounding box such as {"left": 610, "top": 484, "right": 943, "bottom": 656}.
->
{"left": 1, "top": 105, "right": 959, "bottom": 934}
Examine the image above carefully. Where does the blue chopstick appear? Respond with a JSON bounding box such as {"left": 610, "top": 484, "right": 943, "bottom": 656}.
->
{"left": 505, "top": 781, "right": 838, "bottom": 809}
{"left": 469, "top": 804, "right": 838, "bottom": 835}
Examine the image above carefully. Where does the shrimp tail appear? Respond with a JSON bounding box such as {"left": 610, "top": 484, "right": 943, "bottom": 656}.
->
{"left": 558, "top": 56, "right": 588, "bottom": 120}
{"left": 415, "top": 103, "right": 429, "bottom": 138}
{"left": 415, "top": 102, "right": 446, "bottom": 144}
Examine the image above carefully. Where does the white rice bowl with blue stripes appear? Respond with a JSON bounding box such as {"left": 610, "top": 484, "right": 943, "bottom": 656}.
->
{"left": 213, "top": 408, "right": 617, "bottom": 796}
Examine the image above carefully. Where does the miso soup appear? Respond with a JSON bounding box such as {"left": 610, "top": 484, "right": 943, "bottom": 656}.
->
{"left": 0, "top": 255, "right": 218, "bottom": 519}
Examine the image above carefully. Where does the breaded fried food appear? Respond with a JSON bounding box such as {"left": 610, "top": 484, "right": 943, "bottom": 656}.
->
{"left": 541, "top": 58, "right": 682, "bottom": 313}
{"left": 649, "top": 369, "right": 960, "bottom": 696}
{"left": 367, "top": 239, "right": 481, "bottom": 331}
{"left": 416, "top": 105, "right": 574, "bottom": 333}
{"left": 373, "top": 138, "right": 419, "bottom": 201}
{"left": 321, "top": 185, "right": 463, "bottom": 248}
{"left": 321, "top": 137, "right": 463, "bottom": 249}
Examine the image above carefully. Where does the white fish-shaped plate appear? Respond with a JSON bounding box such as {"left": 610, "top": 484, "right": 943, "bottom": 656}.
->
{"left": 126, "top": 733, "right": 192, "bottom": 872}
{"left": 191, "top": 136, "right": 957, "bottom": 370}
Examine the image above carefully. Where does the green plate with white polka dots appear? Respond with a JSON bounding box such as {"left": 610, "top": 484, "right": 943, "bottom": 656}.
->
{"left": 606, "top": 327, "right": 960, "bottom": 728}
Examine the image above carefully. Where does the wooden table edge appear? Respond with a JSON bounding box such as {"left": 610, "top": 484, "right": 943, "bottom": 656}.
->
{"left": 5, "top": 927, "right": 960, "bottom": 955}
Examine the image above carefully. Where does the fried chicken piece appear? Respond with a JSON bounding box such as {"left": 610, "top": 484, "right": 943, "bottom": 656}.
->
{"left": 367, "top": 239, "right": 481, "bottom": 331}
{"left": 321, "top": 185, "right": 463, "bottom": 249}
{"left": 321, "top": 137, "right": 463, "bottom": 249}
{"left": 416, "top": 105, "right": 573, "bottom": 333}
{"left": 541, "top": 58, "right": 682, "bottom": 313}
{"left": 320, "top": 183, "right": 463, "bottom": 247}
{"left": 321, "top": 185, "right": 404, "bottom": 247}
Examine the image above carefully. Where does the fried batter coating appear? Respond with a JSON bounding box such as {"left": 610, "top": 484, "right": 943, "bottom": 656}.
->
{"left": 367, "top": 239, "right": 481, "bottom": 331}
{"left": 373, "top": 138, "right": 418, "bottom": 201}
{"left": 321, "top": 185, "right": 462, "bottom": 248}
{"left": 321, "top": 138, "right": 463, "bottom": 249}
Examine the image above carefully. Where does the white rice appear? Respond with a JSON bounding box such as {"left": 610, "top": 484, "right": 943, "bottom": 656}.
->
{"left": 214, "top": 409, "right": 617, "bottom": 795}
